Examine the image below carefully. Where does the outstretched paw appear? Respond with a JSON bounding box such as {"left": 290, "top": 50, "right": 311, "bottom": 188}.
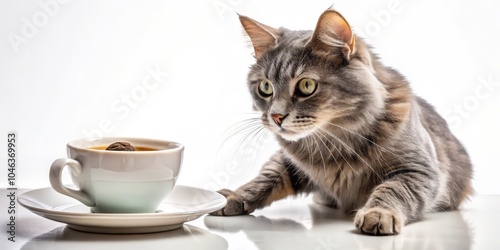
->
{"left": 210, "top": 189, "right": 248, "bottom": 216}
{"left": 354, "top": 207, "right": 403, "bottom": 235}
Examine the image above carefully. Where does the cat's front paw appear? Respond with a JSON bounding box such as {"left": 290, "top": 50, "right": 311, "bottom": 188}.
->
{"left": 210, "top": 189, "right": 249, "bottom": 216}
{"left": 354, "top": 207, "right": 403, "bottom": 235}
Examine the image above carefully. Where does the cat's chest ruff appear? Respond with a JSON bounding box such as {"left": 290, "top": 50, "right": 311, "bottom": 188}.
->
{"left": 284, "top": 147, "right": 375, "bottom": 211}
{"left": 283, "top": 145, "right": 371, "bottom": 192}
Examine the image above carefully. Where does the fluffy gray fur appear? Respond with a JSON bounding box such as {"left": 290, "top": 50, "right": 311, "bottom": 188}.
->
{"left": 211, "top": 9, "right": 473, "bottom": 235}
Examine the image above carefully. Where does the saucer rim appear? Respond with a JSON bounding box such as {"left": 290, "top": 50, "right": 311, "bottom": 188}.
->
{"left": 18, "top": 185, "right": 226, "bottom": 217}
{"left": 18, "top": 185, "right": 227, "bottom": 233}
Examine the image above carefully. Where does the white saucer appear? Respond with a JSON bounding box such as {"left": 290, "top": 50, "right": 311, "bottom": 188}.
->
{"left": 18, "top": 185, "right": 227, "bottom": 234}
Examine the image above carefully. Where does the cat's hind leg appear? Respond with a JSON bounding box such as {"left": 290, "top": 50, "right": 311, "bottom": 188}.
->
{"left": 211, "top": 152, "right": 310, "bottom": 216}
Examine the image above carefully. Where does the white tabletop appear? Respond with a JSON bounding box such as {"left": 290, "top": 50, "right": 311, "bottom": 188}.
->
{"left": 1, "top": 188, "right": 499, "bottom": 250}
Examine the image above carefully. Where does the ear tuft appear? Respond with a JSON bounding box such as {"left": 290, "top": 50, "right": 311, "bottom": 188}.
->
{"left": 239, "top": 15, "right": 280, "bottom": 59}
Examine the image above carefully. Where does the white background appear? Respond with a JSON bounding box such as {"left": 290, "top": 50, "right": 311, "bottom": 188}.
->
{"left": 0, "top": 0, "right": 499, "bottom": 195}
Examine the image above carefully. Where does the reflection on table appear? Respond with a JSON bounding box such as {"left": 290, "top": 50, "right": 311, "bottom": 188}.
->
{"left": 2, "top": 189, "right": 500, "bottom": 250}
{"left": 21, "top": 225, "right": 227, "bottom": 250}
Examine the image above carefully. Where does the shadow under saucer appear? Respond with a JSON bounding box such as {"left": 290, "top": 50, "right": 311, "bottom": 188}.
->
{"left": 21, "top": 224, "right": 228, "bottom": 250}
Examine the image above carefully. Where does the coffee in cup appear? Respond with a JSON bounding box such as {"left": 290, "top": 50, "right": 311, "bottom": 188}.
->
{"left": 49, "top": 137, "right": 184, "bottom": 213}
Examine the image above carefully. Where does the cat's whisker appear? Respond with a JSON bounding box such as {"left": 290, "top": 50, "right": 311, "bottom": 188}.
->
{"left": 244, "top": 126, "right": 270, "bottom": 167}
{"left": 322, "top": 121, "right": 406, "bottom": 172}
{"left": 310, "top": 132, "right": 327, "bottom": 174}
{"left": 312, "top": 131, "right": 335, "bottom": 177}
{"left": 315, "top": 129, "right": 359, "bottom": 178}
{"left": 314, "top": 130, "right": 357, "bottom": 185}
{"left": 216, "top": 115, "right": 266, "bottom": 164}
{"left": 230, "top": 123, "right": 267, "bottom": 165}
{"left": 324, "top": 121, "right": 402, "bottom": 162}
{"left": 317, "top": 127, "right": 383, "bottom": 182}
{"left": 373, "top": 145, "right": 394, "bottom": 173}
{"left": 305, "top": 136, "right": 315, "bottom": 166}
{"left": 218, "top": 117, "right": 261, "bottom": 144}
{"left": 219, "top": 116, "right": 259, "bottom": 133}
{"left": 313, "top": 130, "right": 353, "bottom": 187}
{"left": 216, "top": 121, "right": 257, "bottom": 158}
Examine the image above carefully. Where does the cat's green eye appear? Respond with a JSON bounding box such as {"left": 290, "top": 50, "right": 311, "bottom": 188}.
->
{"left": 258, "top": 80, "right": 274, "bottom": 97}
{"left": 296, "top": 78, "right": 317, "bottom": 97}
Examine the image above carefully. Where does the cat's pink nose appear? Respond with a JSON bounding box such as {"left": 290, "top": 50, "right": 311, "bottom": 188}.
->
{"left": 271, "top": 114, "right": 288, "bottom": 126}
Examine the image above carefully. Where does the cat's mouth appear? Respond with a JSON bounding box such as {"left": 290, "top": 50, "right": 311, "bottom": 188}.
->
{"left": 263, "top": 114, "right": 318, "bottom": 141}
{"left": 273, "top": 126, "right": 316, "bottom": 142}
{"left": 279, "top": 130, "right": 305, "bottom": 141}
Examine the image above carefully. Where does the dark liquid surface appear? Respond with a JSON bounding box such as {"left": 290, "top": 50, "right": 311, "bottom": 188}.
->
{"left": 89, "top": 146, "right": 159, "bottom": 151}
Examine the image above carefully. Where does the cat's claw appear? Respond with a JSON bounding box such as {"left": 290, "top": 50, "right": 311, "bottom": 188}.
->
{"left": 354, "top": 207, "right": 403, "bottom": 235}
{"left": 210, "top": 189, "right": 249, "bottom": 216}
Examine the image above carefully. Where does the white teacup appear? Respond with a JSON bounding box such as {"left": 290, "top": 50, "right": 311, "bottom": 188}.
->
{"left": 49, "top": 137, "right": 184, "bottom": 213}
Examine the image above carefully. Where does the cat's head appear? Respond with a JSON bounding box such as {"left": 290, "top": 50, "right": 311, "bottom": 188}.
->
{"left": 240, "top": 9, "right": 387, "bottom": 142}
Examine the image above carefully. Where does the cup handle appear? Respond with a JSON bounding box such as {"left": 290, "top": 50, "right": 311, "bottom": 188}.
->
{"left": 49, "top": 158, "right": 95, "bottom": 207}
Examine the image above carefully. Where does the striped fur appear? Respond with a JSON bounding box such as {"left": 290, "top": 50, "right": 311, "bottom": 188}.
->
{"left": 211, "top": 9, "right": 473, "bottom": 235}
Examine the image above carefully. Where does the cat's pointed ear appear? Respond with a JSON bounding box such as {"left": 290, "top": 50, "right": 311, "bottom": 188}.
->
{"left": 239, "top": 14, "right": 280, "bottom": 59}
{"left": 307, "top": 9, "right": 355, "bottom": 60}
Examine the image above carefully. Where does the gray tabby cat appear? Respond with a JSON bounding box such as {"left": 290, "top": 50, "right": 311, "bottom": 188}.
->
{"left": 211, "top": 8, "right": 473, "bottom": 235}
